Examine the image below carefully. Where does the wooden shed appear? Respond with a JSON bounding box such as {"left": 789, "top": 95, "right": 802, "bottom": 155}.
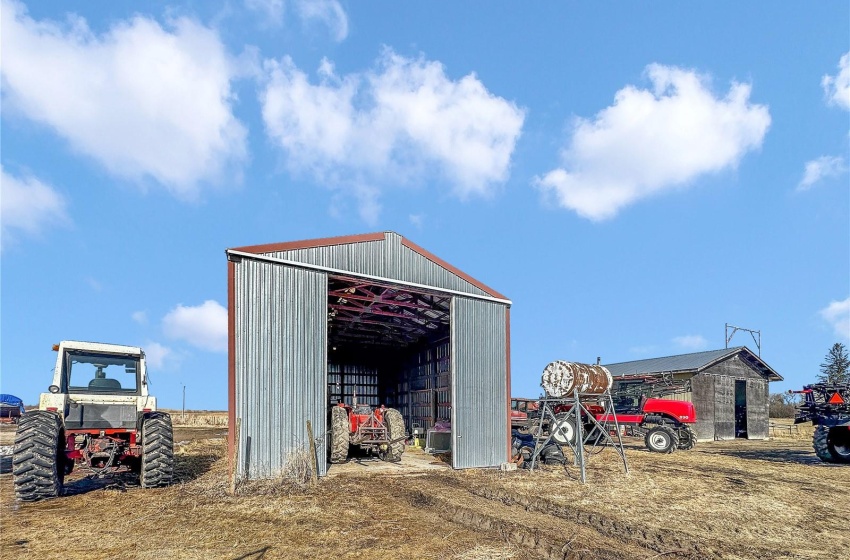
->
{"left": 604, "top": 347, "right": 782, "bottom": 441}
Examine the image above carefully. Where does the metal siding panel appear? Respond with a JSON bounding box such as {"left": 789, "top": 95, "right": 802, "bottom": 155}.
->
{"left": 746, "top": 379, "right": 768, "bottom": 439}
{"left": 451, "top": 297, "right": 507, "bottom": 468}
{"left": 235, "top": 259, "right": 327, "bottom": 480}
{"left": 714, "top": 376, "right": 735, "bottom": 440}
{"left": 691, "top": 375, "right": 715, "bottom": 440}
{"left": 268, "top": 233, "right": 489, "bottom": 298}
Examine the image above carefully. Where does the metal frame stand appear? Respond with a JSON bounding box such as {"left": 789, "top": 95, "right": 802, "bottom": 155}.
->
{"left": 528, "top": 389, "right": 629, "bottom": 482}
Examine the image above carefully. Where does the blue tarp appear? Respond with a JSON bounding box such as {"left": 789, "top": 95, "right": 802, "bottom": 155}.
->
{"left": 0, "top": 394, "right": 26, "bottom": 414}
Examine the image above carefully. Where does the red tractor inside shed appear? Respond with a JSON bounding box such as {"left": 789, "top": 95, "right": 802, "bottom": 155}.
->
{"left": 328, "top": 401, "right": 406, "bottom": 463}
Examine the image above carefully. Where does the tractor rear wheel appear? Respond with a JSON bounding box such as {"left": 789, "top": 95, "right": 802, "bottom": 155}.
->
{"left": 676, "top": 424, "right": 697, "bottom": 451}
{"left": 550, "top": 413, "right": 577, "bottom": 445}
{"left": 813, "top": 425, "right": 850, "bottom": 463}
{"left": 329, "top": 406, "right": 350, "bottom": 464}
{"left": 382, "top": 408, "right": 405, "bottom": 462}
{"left": 645, "top": 425, "right": 678, "bottom": 453}
{"left": 12, "top": 411, "right": 65, "bottom": 501}
{"left": 140, "top": 412, "right": 174, "bottom": 488}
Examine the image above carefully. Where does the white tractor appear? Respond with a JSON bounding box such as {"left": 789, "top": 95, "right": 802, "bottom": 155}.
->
{"left": 12, "top": 341, "right": 174, "bottom": 501}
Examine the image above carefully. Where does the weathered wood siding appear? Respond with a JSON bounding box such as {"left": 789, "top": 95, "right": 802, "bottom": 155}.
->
{"left": 714, "top": 376, "right": 735, "bottom": 440}
{"left": 705, "top": 354, "right": 772, "bottom": 440}
{"left": 690, "top": 375, "right": 715, "bottom": 441}
{"left": 746, "top": 378, "right": 769, "bottom": 439}
{"left": 706, "top": 354, "right": 765, "bottom": 380}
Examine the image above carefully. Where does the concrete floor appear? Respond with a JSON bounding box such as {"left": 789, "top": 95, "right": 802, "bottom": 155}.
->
{"left": 325, "top": 445, "right": 451, "bottom": 477}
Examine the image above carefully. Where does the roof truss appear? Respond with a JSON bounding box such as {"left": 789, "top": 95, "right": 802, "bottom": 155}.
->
{"left": 327, "top": 276, "right": 451, "bottom": 348}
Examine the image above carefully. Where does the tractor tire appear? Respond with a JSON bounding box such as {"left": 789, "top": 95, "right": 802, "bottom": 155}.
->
{"left": 551, "top": 413, "right": 577, "bottom": 445}
{"left": 329, "top": 406, "right": 350, "bottom": 464}
{"left": 813, "top": 425, "right": 850, "bottom": 463}
{"left": 382, "top": 408, "right": 405, "bottom": 462}
{"left": 645, "top": 425, "right": 678, "bottom": 454}
{"left": 12, "top": 411, "right": 65, "bottom": 501}
{"left": 676, "top": 424, "right": 697, "bottom": 451}
{"left": 140, "top": 412, "right": 174, "bottom": 488}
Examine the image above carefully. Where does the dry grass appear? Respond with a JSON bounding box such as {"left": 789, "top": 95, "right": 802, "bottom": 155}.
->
{"left": 163, "top": 409, "right": 228, "bottom": 427}
{"left": 1, "top": 424, "right": 848, "bottom": 560}
{"left": 767, "top": 417, "right": 815, "bottom": 440}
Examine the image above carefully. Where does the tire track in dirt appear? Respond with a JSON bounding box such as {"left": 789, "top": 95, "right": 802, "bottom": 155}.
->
{"left": 402, "top": 474, "right": 715, "bottom": 560}
{"left": 403, "top": 486, "right": 632, "bottom": 560}
{"left": 466, "top": 485, "right": 719, "bottom": 559}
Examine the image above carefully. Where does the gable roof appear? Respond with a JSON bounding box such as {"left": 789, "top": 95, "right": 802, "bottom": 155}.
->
{"left": 228, "top": 231, "right": 508, "bottom": 301}
{"left": 604, "top": 346, "right": 782, "bottom": 381}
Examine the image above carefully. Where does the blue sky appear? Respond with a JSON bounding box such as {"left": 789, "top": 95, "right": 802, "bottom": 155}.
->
{"left": 2, "top": 1, "right": 848, "bottom": 409}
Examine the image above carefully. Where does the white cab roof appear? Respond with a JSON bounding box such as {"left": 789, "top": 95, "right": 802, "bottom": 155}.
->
{"left": 60, "top": 340, "right": 144, "bottom": 356}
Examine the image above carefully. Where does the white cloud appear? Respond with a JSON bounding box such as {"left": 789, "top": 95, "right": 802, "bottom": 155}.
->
{"left": 0, "top": 166, "right": 69, "bottom": 250}
{"left": 822, "top": 52, "right": 850, "bottom": 110}
{"left": 163, "top": 300, "right": 228, "bottom": 352}
{"left": 245, "top": 0, "right": 285, "bottom": 25}
{"left": 820, "top": 297, "right": 850, "bottom": 340}
{"left": 673, "top": 335, "right": 709, "bottom": 351}
{"left": 132, "top": 311, "right": 148, "bottom": 325}
{"left": 295, "top": 0, "right": 348, "bottom": 42}
{"left": 409, "top": 213, "right": 425, "bottom": 229}
{"left": 536, "top": 64, "right": 771, "bottom": 221}
{"left": 797, "top": 155, "right": 847, "bottom": 191}
{"left": 0, "top": 0, "right": 247, "bottom": 198}
{"left": 144, "top": 342, "right": 173, "bottom": 369}
{"left": 260, "top": 49, "right": 525, "bottom": 219}
{"left": 85, "top": 277, "right": 103, "bottom": 292}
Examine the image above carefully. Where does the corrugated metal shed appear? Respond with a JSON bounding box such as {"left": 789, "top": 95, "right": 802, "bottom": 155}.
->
{"left": 451, "top": 297, "right": 507, "bottom": 469}
{"left": 233, "top": 259, "right": 327, "bottom": 478}
{"left": 227, "top": 232, "right": 511, "bottom": 481}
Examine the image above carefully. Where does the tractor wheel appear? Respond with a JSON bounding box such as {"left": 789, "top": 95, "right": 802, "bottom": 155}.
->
{"left": 329, "top": 406, "right": 350, "bottom": 464}
{"left": 12, "top": 411, "right": 65, "bottom": 501}
{"left": 644, "top": 425, "right": 678, "bottom": 453}
{"left": 382, "top": 408, "right": 405, "bottom": 462}
{"left": 551, "top": 413, "right": 577, "bottom": 445}
{"left": 676, "top": 424, "right": 697, "bottom": 451}
{"left": 813, "top": 425, "right": 850, "bottom": 463}
{"left": 140, "top": 412, "right": 174, "bottom": 488}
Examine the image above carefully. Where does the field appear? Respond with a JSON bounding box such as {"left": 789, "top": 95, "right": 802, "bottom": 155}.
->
{"left": 1, "top": 418, "right": 848, "bottom": 560}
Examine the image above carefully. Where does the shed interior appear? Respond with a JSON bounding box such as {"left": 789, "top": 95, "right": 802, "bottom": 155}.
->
{"left": 326, "top": 276, "right": 452, "bottom": 436}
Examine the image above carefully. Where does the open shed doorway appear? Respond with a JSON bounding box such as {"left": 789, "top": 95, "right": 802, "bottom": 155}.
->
{"left": 734, "top": 380, "right": 748, "bottom": 438}
{"left": 326, "top": 276, "right": 452, "bottom": 465}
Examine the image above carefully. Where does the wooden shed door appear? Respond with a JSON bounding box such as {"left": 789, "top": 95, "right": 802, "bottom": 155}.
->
{"left": 746, "top": 379, "right": 768, "bottom": 439}
{"left": 690, "top": 375, "right": 715, "bottom": 440}
{"left": 714, "top": 376, "right": 735, "bottom": 440}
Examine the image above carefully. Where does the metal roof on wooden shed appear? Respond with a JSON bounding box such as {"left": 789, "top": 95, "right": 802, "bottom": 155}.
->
{"left": 604, "top": 347, "right": 782, "bottom": 381}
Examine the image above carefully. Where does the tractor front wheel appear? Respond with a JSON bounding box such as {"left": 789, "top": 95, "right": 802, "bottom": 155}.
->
{"left": 12, "top": 411, "right": 65, "bottom": 501}
{"left": 140, "top": 412, "right": 174, "bottom": 488}
{"left": 382, "top": 408, "right": 405, "bottom": 462}
{"left": 644, "top": 425, "right": 678, "bottom": 453}
{"left": 329, "top": 406, "right": 350, "bottom": 464}
{"left": 676, "top": 424, "right": 697, "bottom": 451}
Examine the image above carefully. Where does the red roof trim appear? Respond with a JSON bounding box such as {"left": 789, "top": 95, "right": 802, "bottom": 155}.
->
{"left": 231, "top": 232, "right": 385, "bottom": 254}
{"left": 400, "top": 238, "right": 507, "bottom": 300}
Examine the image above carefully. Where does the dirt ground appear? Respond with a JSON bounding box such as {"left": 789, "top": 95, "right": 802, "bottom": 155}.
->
{"left": 1, "top": 422, "right": 848, "bottom": 560}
